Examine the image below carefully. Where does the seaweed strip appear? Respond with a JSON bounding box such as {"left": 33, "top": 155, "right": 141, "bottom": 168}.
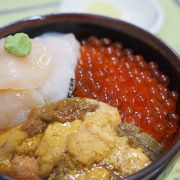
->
{"left": 67, "top": 78, "right": 75, "bottom": 98}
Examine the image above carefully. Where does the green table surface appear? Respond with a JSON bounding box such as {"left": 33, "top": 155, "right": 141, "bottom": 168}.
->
{"left": 0, "top": 0, "right": 179, "bottom": 179}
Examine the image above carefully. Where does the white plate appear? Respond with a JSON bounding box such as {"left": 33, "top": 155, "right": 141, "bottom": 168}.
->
{"left": 59, "top": 0, "right": 164, "bottom": 34}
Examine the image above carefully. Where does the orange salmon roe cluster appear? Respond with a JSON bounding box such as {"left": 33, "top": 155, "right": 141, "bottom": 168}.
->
{"left": 74, "top": 37, "right": 179, "bottom": 148}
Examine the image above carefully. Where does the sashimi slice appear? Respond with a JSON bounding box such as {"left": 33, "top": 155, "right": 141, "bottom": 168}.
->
{"left": 38, "top": 33, "right": 80, "bottom": 103}
{"left": 0, "top": 90, "right": 45, "bottom": 129}
{"left": 0, "top": 38, "right": 52, "bottom": 90}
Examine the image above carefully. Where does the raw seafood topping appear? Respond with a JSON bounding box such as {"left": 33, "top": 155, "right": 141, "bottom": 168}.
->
{"left": 0, "top": 33, "right": 80, "bottom": 129}
{"left": 0, "top": 98, "right": 161, "bottom": 180}
{"left": 21, "top": 97, "right": 99, "bottom": 136}
{"left": 74, "top": 36, "right": 179, "bottom": 148}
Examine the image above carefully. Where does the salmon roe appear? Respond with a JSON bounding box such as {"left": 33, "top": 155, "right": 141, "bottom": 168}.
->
{"left": 74, "top": 36, "right": 179, "bottom": 148}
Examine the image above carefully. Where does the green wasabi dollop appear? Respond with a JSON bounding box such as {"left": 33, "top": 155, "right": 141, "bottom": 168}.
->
{"left": 4, "top": 33, "right": 32, "bottom": 57}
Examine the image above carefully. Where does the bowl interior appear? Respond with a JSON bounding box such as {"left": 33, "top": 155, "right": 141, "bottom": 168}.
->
{"left": 0, "top": 13, "right": 179, "bottom": 180}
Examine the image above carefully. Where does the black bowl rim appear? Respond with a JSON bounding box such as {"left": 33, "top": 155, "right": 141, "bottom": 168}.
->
{"left": 0, "top": 13, "right": 179, "bottom": 180}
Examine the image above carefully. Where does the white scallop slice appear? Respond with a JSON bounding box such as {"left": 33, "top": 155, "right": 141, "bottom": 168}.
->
{"left": 0, "top": 38, "right": 53, "bottom": 90}
{"left": 38, "top": 33, "right": 80, "bottom": 103}
{"left": 0, "top": 89, "right": 45, "bottom": 129}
